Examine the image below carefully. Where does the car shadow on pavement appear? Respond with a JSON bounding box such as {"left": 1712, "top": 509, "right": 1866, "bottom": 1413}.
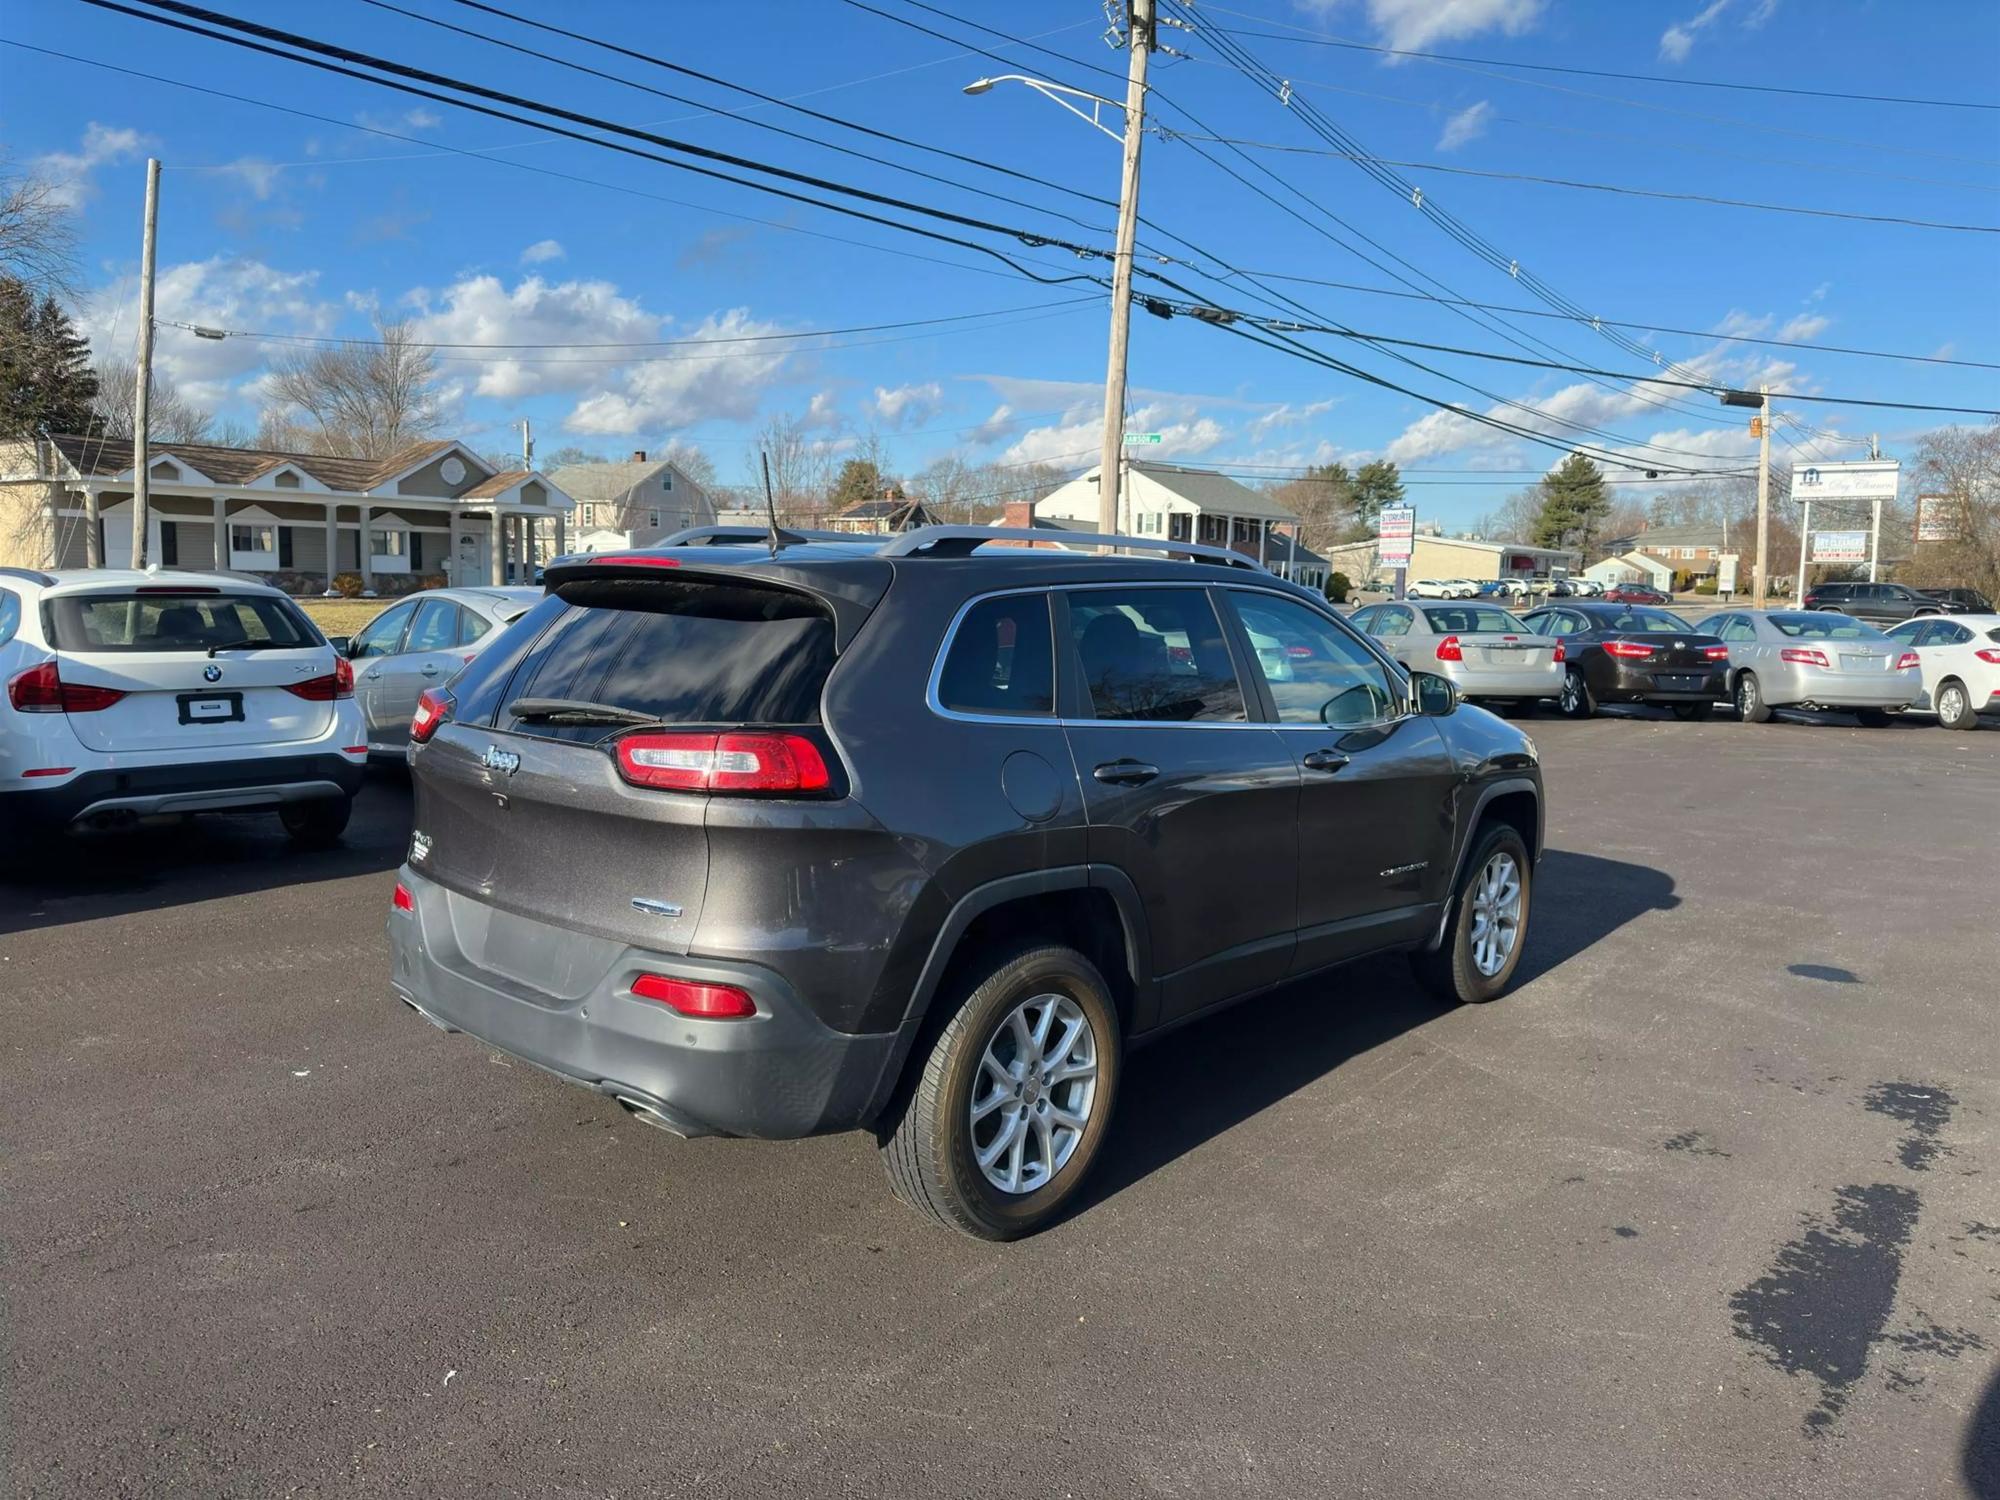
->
{"left": 0, "top": 774, "right": 411, "bottom": 937}
{"left": 1969, "top": 1361, "right": 2000, "bottom": 1500}
{"left": 1067, "top": 850, "right": 1678, "bottom": 1220}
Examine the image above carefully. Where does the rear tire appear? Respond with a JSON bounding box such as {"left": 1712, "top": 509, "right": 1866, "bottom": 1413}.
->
{"left": 1936, "top": 677, "right": 1978, "bottom": 730}
{"left": 1557, "top": 667, "right": 1596, "bottom": 719}
{"left": 1671, "top": 702, "right": 1713, "bottom": 722}
{"left": 1410, "top": 823, "right": 1532, "bottom": 1005}
{"left": 1855, "top": 709, "right": 1892, "bottom": 728}
{"left": 881, "top": 944, "right": 1120, "bottom": 1241}
{"left": 280, "top": 794, "right": 352, "bottom": 848}
{"left": 1736, "top": 672, "right": 1772, "bottom": 724}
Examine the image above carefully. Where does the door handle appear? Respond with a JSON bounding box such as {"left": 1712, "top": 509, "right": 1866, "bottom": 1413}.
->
{"left": 420, "top": 664, "right": 442, "bottom": 676}
{"left": 1301, "top": 749, "right": 1350, "bottom": 773}
{"left": 1093, "top": 759, "right": 1160, "bottom": 787}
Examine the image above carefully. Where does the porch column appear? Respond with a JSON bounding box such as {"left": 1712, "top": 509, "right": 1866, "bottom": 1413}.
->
{"left": 554, "top": 512, "right": 566, "bottom": 558}
{"left": 213, "top": 496, "right": 228, "bottom": 570}
{"left": 323, "top": 502, "right": 339, "bottom": 593}
{"left": 358, "top": 505, "right": 375, "bottom": 594}
{"left": 84, "top": 489, "right": 103, "bottom": 567}
{"left": 1258, "top": 519, "right": 1269, "bottom": 567}
{"left": 489, "top": 508, "right": 506, "bottom": 586}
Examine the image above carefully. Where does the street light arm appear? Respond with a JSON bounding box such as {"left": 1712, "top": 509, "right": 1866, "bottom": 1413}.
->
{"left": 964, "top": 74, "right": 1128, "bottom": 144}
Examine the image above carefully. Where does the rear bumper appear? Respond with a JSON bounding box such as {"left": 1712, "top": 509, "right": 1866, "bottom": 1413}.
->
{"left": 1451, "top": 663, "right": 1565, "bottom": 699}
{"left": 1774, "top": 674, "right": 1920, "bottom": 710}
{"left": 1, "top": 752, "right": 364, "bottom": 830}
{"left": 1601, "top": 664, "right": 1727, "bottom": 702}
{"left": 387, "top": 866, "right": 898, "bottom": 1139}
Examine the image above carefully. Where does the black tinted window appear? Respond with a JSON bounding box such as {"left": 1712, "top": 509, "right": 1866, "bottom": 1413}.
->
{"left": 498, "top": 578, "right": 836, "bottom": 741}
{"left": 937, "top": 593, "right": 1055, "bottom": 717}
{"left": 1067, "top": 588, "right": 1244, "bottom": 723}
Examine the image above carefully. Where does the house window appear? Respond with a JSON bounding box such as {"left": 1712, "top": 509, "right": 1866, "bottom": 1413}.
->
{"left": 274, "top": 471, "right": 301, "bottom": 489}
{"left": 371, "top": 528, "right": 407, "bottom": 557}
{"left": 581, "top": 503, "right": 594, "bottom": 526}
{"left": 661, "top": 471, "right": 673, "bottom": 491}
{"left": 231, "top": 524, "right": 276, "bottom": 554}
{"left": 648, "top": 509, "right": 660, "bottom": 529}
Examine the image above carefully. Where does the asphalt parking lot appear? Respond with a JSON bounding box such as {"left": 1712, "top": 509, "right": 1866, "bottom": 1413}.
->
{"left": 4, "top": 716, "right": 1997, "bottom": 1498}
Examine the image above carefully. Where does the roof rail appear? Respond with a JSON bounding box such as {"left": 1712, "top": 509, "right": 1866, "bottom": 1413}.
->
{"left": 655, "top": 524, "right": 879, "bottom": 548}
{"left": 879, "top": 525, "right": 1270, "bottom": 572}
{"left": 0, "top": 565, "right": 57, "bottom": 586}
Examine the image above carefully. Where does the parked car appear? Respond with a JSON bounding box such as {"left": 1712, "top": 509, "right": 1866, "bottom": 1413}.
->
{"left": 1475, "top": 579, "right": 1522, "bottom": 599}
{"left": 1599, "top": 582, "right": 1670, "bottom": 605}
{"left": 1349, "top": 600, "right": 1564, "bottom": 712}
{"left": 0, "top": 567, "right": 364, "bottom": 843}
{"left": 1800, "top": 580, "right": 1953, "bottom": 623}
{"left": 1520, "top": 601, "right": 1727, "bottom": 719}
{"left": 1407, "top": 579, "right": 1459, "bottom": 599}
{"left": 1705, "top": 611, "right": 1920, "bottom": 725}
{"left": 1545, "top": 578, "right": 1577, "bottom": 597}
{"left": 332, "top": 587, "right": 541, "bottom": 756}
{"left": 1567, "top": 579, "right": 1602, "bottom": 597}
{"left": 1917, "top": 587, "right": 1994, "bottom": 614}
{"left": 1880, "top": 613, "right": 2000, "bottom": 729}
{"left": 388, "top": 529, "right": 1545, "bottom": 1239}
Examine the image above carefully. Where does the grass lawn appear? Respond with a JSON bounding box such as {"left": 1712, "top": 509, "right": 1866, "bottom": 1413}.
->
{"left": 296, "top": 598, "right": 390, "bottom": 636}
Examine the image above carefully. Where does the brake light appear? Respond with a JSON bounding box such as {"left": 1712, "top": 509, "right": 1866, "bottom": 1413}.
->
{"left": 630, "top": 974, "right": 756, "bottom": 1019}
{"left": 1434, "top": 635, "right": 1463, "bottom": 662}
{"left": 410, "top": 686, "right": 454, "bottom": 744}
{"left": 614, "top": 730, "right": 831, "bottom": 794}
{"left": 1604, "top": 640, "right": 1654, "bottom": 659}
{"left": 1284, "top": 643, "right": 1314, "bottom": 659}
{"left": 7, "top": 660, "right": 126, "bottom": 712}
{"left": 1781, "top": 648, "right": 1830, "bottom": 667}
{"left": 589, "top": 554, "right": 680, "bottom": 568}
{"left": 1976, "top": 648, "right": 2000, "bottom": 665}
{"left": 391, "top": 882, "right": 414, "bottom": 914}
{"left": 1704, "top": 645, "right": 1730, "bottom": 660}
{"left": 1895, "top": 651, "right": 1921, "bottom": 670}
{"left": 1553, "top": 639, "right": 1566, "bottom": 664}
{"left": 286, "top": 658, "right": 354, "bottom": 701}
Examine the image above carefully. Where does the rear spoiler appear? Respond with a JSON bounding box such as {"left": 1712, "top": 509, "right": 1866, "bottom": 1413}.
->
{"left": 539, "top": 551, "right": 892, "bottom": 651}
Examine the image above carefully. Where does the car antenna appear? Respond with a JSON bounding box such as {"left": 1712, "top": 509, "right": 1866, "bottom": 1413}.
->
{"left": 761, "top": 450, "right": 781, "bottom": 557}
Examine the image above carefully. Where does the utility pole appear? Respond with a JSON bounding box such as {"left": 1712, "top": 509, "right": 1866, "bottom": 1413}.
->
{"left": 130, "top": 157, "right": 161, "bottom": 570}
{"left": 519, "top": 415, "right": 534, "bottom": 471}
{"left": 1753, "top": 384, "right": 1771, "bottom": 609}
{"left": 1097, "top": 0, "right": 1153, "bottom": 539}
{"left": 1795, "top": 496, "right": 1811, "bottom": 609}
{"left": 1866, "top": 431, "right": 1882, "bottom": 582}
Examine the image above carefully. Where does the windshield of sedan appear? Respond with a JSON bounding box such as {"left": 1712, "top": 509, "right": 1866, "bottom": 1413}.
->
{"left": 1600, "top": 608, "right": 1693, "bottom": 633}
{"left": 1769, "top": 613, "right": 1886, "bottom": 641}
{"left": 1423, "top": 605, "right": 1530, "bottom": 634}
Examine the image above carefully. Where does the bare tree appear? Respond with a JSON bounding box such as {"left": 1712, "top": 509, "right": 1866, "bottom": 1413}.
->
{"left": 1904, "top": 419, "right": 2000, "bottom": 599}
{"left": 89, "top": 354, "right": 212, "bottom": 443}
{"left": 1474, "top": 486, "right": 1545, "bottom": 544}
{"left": 0, "top": 159, "right": 79, "bottom": 302}
{"left": 746, "top": 411, "right": 833, "bottom": 525}
{"left": 262, "top": 317, "right": 442, "bottom": 458}
{"left": 657, "top": 438, "right": 718, "bottom": 495}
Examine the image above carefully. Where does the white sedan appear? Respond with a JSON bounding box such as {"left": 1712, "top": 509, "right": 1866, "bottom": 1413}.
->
{"left": 1880, "top": 613, "right": 2000, "bottom": 729}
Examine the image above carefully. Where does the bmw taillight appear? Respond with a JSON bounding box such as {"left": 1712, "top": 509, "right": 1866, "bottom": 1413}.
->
{"left": 1604, "top": 640, "right": 1654, "bottom": 659}
{"left": 1896, "top": 651, "right": 1921, "bottom": 670}
{"left": 410, "top": 686, "right": 454, "bottom": 744}
{"left": 614, "top": 730, "right": 831, "bottom": 795}
{"left": 286, "top": 658, "right": 354, "bottom": 701}
{"left": 7, "top": 660, "right": 126, "bottom": 712}
{"left": 1434, "top": 635, "right": 1464, "bottom": 662}
{"left": 630, "top": 974, "right": 756, "bottom": 1019}
{"left": 1781, "top": 647, "right": 1831, "bottom": 667}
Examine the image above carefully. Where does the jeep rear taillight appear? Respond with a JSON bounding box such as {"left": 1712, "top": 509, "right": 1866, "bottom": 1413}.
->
{"left": 614, "top": 730, "right": 830, "bottom": 795}
{"left": 410, "top": 687, "right": 453, "bottom": 744}
{"left": 7, "top": 660, "right": 126, "bottom": 712}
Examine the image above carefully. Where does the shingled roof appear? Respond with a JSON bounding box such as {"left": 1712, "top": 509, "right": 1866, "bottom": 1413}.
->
{"left": 41, "top": 433, "right": 461, "bottom": 493}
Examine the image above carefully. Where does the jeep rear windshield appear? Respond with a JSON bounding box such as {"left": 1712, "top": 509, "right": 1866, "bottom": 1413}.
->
{"left": 495, "top": 576, "right": 836, "bottom": 741}
{"left": 46, "top": 591, "right": 318, "bottom": 653}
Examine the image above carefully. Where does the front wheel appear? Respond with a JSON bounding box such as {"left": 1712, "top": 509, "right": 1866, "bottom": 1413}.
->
{"left": 1410, "top": 823, "right": 1532, "bottom": 1005}
{"left": 881, "top": 944, "right": 1120, "bottom": 1241}
{"left": 280, "top": 794, "right": 352, "bottom": 847}
{"left": 1671, "top": 701, "right": 1714, "bottom": 722}
{"left": 1936, "top": 678, "right": 1979, "bottom": 730}
{"left": 1736, "top": 672, "right": 1772, "bottom": 724}
{"left": 1557, "top": 666, "right": 1596, "bottom": 719}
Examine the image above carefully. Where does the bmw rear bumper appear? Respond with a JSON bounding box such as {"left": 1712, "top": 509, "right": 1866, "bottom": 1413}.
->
{"left": 387, "top": 866, "right": 897, "bottom": 1139}
{"left": 0, "top": 752, "right": 364, "bottom": 832}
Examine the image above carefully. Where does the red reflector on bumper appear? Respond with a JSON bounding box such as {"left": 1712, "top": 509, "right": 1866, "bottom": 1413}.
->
{"left": 392, "top": 882, "right": 414, "bottom": 913}
{"left": 631, "top": 974, "right": 756, "bottom": 1019}
{"left": 21, "top": 766, "right": 74, "bottom": 778}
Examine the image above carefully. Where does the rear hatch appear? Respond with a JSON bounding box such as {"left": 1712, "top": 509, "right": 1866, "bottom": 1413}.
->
{"left": 407, "top": 555, "right": 886, "bottom": 981}
{"left": 41, "top": 586, "right": 337, "bottom": 752}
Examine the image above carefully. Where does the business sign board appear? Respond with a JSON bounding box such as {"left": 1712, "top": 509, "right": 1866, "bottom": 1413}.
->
{"left": 1809, "top": 530, "right": 1869, "bottom": 563}
{"left": 1793, "top": 459, "right": 1899, "bottom": 503}
{"left": 1915, "top": 493, "right": 1967, "bottom": 542}
{"left": 1377, "top": 505, "right": 1416, "bottom": 565}
{"left": 1717, "top": 551, "right": 1740, "bottom": 593}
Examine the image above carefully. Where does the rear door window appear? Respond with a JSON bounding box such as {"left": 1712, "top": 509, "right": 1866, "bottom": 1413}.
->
{"left": 1065, "top": 588, "right": 1245, "bottom": 723}
{"left": 1374, "top": 606, "right": 1414, "bottom": 638}
{"left": 350, "top": 601, "right": 416, "bottom": 659}
{"left": 46, "top": 592, "right": 315, "bottom": 652}
{"left": 937, "top": 593, "right": 1055, "bottom": 718}
{"left": 407, "top": 597, "right": 460, "bottom": 653}
{"left": 498, "top": 576, "right": 837, "bottom": 741}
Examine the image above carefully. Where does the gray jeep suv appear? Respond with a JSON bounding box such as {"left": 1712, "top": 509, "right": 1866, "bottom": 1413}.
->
{"left": 387, "top": 526, "right": 1544, "bottom": 1239}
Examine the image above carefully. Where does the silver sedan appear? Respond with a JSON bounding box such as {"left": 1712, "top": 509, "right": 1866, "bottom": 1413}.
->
{"left": 1348, "top": 600, "right": 1565, "bottom": 710}
{"left": 332, "top": 586, "right": 542, "bottom": 753}
{"left": 1706, "top": 610, "right": 1921, "bottom": 725}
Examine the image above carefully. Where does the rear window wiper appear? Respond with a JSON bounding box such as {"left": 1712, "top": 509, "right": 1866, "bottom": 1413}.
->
{"left": 506, "top": 697, "right": 665, "bottom": 727}
{"left": 206, "top": 640, "right": 305, "bottom": 657}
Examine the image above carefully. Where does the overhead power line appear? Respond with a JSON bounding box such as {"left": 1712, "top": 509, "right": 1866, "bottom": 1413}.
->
{"left": 1195, "top": 3, "right": 2000, "bottom": 112}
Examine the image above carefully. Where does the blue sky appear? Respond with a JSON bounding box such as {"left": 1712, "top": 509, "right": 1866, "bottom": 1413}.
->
{"left": 4, "top": 0, "right": 1996, "bottom": 525}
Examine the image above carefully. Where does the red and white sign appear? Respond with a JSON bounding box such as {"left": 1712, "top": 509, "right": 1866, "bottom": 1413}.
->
{"left": 1377, "top": 505, "right": 1416, "bottom": 565}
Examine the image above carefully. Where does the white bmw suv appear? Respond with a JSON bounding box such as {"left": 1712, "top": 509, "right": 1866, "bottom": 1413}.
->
{"left": 0, "top": 567, "right": 366, "bottom": 844}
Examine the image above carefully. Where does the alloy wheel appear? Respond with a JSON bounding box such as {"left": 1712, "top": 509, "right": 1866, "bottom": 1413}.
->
{"left": 1939, "top": 683, "right": 1967, "bottom": 722}
{"left": 1468, "top": 852, "right": 1523, "bottom": 978}
{"left": 969, "top": 993, "right": 1099, "bottom": 1195}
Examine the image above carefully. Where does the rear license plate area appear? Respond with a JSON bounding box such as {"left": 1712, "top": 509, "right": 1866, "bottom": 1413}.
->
{"left": 1655, "top": 673, "right": 1704, "bottom": 692}
{"left": 177, "top": 691, "right": 245, "bottom": 725}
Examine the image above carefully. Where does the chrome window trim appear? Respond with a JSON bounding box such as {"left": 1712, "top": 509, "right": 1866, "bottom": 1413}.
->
{"left": 925, "top": 580, "right": 1416, "bottom": 730}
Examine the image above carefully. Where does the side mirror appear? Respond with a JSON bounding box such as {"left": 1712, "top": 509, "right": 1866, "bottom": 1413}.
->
{"left": 1409, "top": 670, "right": 1460, "bottom": 717}
{"left": 324, "top": 635, "right": 350, "bottom": 657}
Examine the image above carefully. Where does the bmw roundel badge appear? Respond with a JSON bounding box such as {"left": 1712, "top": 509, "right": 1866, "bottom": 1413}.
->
{"left": 203, "top": 664, "right": 223, "bottom": 682}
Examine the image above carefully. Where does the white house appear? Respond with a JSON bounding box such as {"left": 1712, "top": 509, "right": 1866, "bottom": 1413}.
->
{"left": 1033, "top": 459, "right": 1312, "bottom": 572}
{"left": 1582, "top": 551, "right": 1674, "bottom": 589}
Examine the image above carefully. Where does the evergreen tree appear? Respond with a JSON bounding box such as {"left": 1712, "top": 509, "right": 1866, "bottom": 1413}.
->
{"left": 1350, "top": 459, "right": 1405, "bottom": 529}
{"left": 1532, "top": 453, "right": 1612, "bottom": 553}
{"left": 0, "top": 276, "right": 98, "bottom": 440}
{"left": 831, "top": 457, "right": 891, "bottom": 510}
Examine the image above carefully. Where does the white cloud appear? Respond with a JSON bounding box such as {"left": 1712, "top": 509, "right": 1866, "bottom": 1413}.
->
{"left": 566, "top": 308, "right": 796, "bottom": 435}
{"left": 968, "top": 403, "right": 1018, "bottom": 445}
{"left": 1712, "top": 309, "right": 1774, "bottom": 339}
{"left": 1808, "top": 281, "right": 1832, "bottom": 303}
{"left": 33, "top": 123, "right": 149, "bottom": 207}
{"left": 215, "top": 159, "right": 283, "bottom": 201}
{"left": 357, "top": 107, "right": 443, "bottom": 136}
{"left": 1660, "top": 0, "right": 1731, "bottom": 62}
{"left": 1436, "top": 101, "right": 1493, "bottom": 152}
{"left": 999, "top": 398, "right": 1228, "bottom": 469}
{"left": 1247, "top": 397, "right": 1341, "bottom": 442}
{"left": 802, "top": 390, "right": 843, "bottom": 430}
{"left": 1745, "top": 0, "right": 1779, "bottom": 25}
{"left": 519, "top": 239, "right": 565, "bottom": 266}
{"left": 1297, "top": 0, "right": 1544, "bottom": 53}
{"left": 1777, "top": 313, "right": 1829, "bottom": 342}
{"left": 406, "top": 273, "right": 666, "bottom": 401}
{"left": 871, "top": 381, "right": 943, "bottom": 429}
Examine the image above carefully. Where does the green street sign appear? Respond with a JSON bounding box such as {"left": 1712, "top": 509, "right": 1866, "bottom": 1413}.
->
{"left": 1123, "top": 432, "right": 1162, "bottom": 445}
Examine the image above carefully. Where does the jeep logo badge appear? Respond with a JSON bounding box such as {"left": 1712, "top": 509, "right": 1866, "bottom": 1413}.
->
{"left": 479, "top": 745, "right": 521, "bottom": 776}
{"left": 203, "top": 664, "right": 223, "bottom": 682}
